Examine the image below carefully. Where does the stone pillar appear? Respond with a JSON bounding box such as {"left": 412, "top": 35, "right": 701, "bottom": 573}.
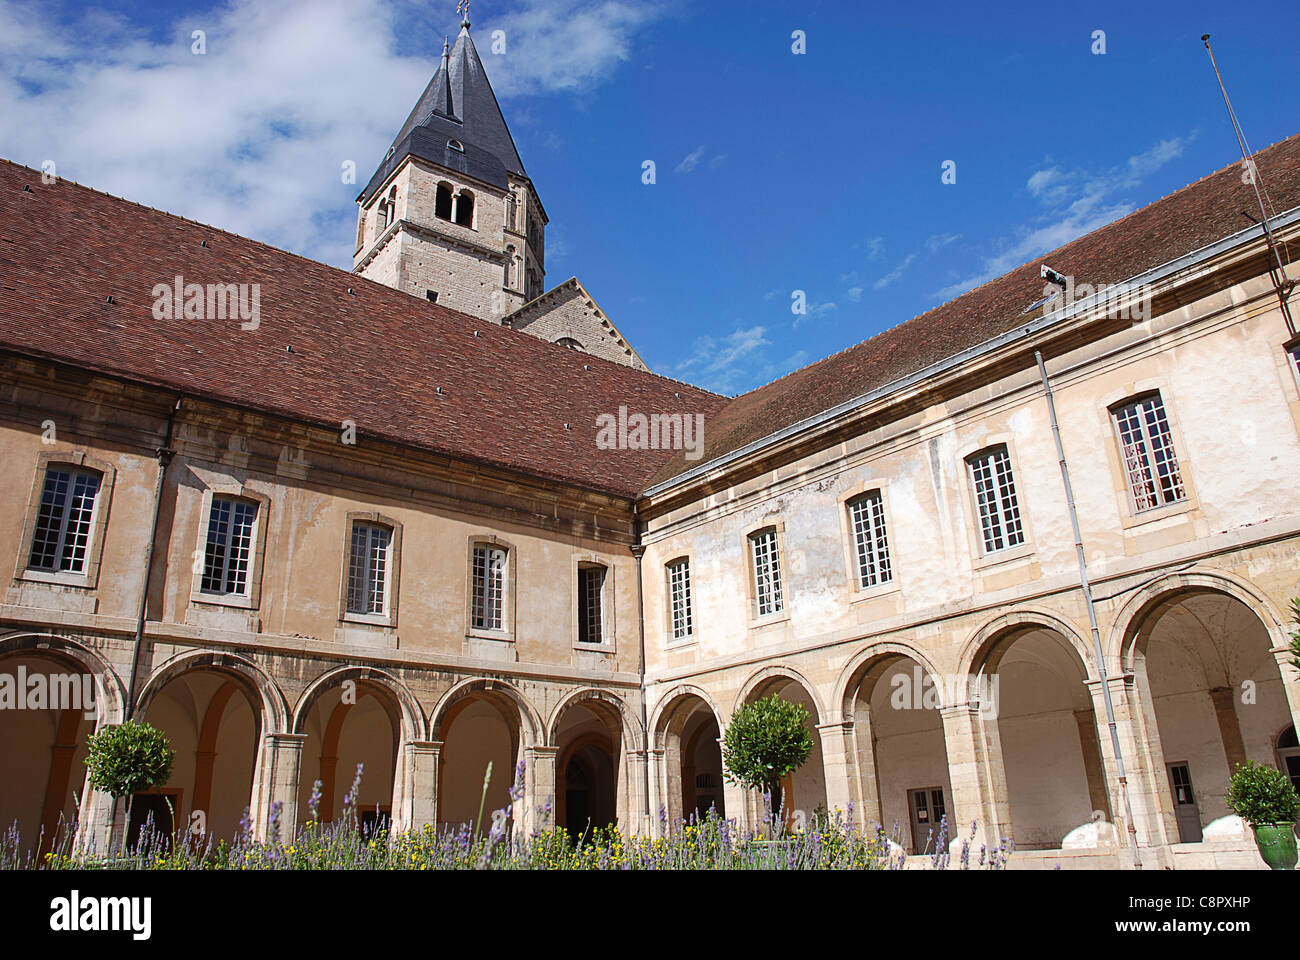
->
{"left": 1271, "top": 646, "right": 1300, "bottom": 738}
{"left": 1209, "top": 687, "right": 1248, "bottom": 773}
{"left": 817, "top": 719, "right": 862, "bottom": 827}
{"left": 1074, "top": 708, "right": 1112, "bottom": 819}
{"left": 850, "top": 706, "right": 883, "bottom": 831}
{"left": 1086, "top": 673, "right": 1174, "bottom": 862}
{"left": 625, "top": 748, "right": 650, "bottom": 836}
{"left": 521, "top": 745, "right": 558, "bottom": 837}
{"left": 74, "top": 782, "right": 117, "bottom": 859}
{"left": 250, "top": 733, "right": 307, "bottom": 843}
{"left": 718, "top": 736, "right": 747, "bottom": 832}
{"left": 939, "top": 702, "right": 1012, "bottom": 850}
{"left": 397, "top": 740, "right": 441, "bottom": 832}
{"left": 646, "top": 746, "right": 667, "bottom": 837}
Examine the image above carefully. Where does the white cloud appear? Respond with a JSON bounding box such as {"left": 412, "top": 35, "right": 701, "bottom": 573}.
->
{"left": 873, "top": 252, "right": 917, "bottom": 290}
{"left": 0, "top": 0, "right": 666, "bottom": 269}
{"left": 925, "top": 232, "right": 961, "bottom": 253}
{"left": 671, "top": 324, "right": 771, "bottom": 395}
{"left": 846, "top": 286, "right": 863, "bottom": 302}
{"left": 674, "top": 145, "right": 707, "bottom": 174}
{"left": 932, "top": 134, "right": 1195, "bottom": 300}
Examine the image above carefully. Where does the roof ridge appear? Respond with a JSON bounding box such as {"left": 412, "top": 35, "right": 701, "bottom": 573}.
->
{"left": 727, "top": 131, "right": 1300, "bottom": 404}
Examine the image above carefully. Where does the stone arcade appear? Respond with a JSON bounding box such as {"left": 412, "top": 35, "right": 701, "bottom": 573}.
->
{"left": 2, "top": 17, "right": 1300, "bottom": 869}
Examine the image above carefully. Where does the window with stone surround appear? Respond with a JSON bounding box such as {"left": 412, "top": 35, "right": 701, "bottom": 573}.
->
{"left": 27, "top": 467, "right": 102, "bottom": 575}
{"left": 967, "top": 445, "right": 1024, "bottom": 554}
{"left": 1111, "top": 392, "right": 1185, "bottom": 512}
{"left": 577, "top": 563, "right": 606, "bottom": 645}
{"left": 346, "top": 522, "right": 392, "bottom": 616}
{"left": 200, "top": 496, "right": 259, "bottom": 596}
{"left": 666, "top": 557, "right": 693, "bottom": 641}
{"left": 471, "top": 543, "right": 507, "bottom": 631}
{"left": 847, "top": 490, "right": 892, "bottom": 589}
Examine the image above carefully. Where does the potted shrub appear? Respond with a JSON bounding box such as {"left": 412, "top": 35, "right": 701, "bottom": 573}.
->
{"left": 721, "top": 692, "right": 813, "bottom": 837}
{"left": 1225, "top": 759, "right": 1299, "bottom": 870}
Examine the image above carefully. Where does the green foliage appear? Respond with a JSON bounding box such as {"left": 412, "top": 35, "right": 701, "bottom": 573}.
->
{"left": 83, "top": 720, "right": 174, "bottom": 800}
{"left": 721, "top": 693, "right": 814, "bottom": 798}
{"left": 1226, "top": 759, "right": 1300, "bottom": 826}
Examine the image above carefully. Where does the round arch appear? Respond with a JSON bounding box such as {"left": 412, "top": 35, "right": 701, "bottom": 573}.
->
{"left": 547, "top": 687, "right": 643, "bottom": 752}
{"left": 134, "top": 649, "right": 289, "bottom": 736}
{"left": 0, "top": 632, "right": 127, "bottom": 726}
{"left": 649, "top": 683, "right": 725, "bottom": 749}
{"left": 834, "top": 640, "right": 947, "bottom": 720}
{"left": 959, "top": 607, "right": 1096, "bottom": 682}
{"left": 1110, "top": 567, "right": 1290, "bottom": 670}
{"left": 292, "top": 665, "right": 426, "bottom": 743}
{"left": 429, "top": 677, "right": 542, "bottom": 747}
{"left": 733, "top": 663, "right": 827, "bottom": 724}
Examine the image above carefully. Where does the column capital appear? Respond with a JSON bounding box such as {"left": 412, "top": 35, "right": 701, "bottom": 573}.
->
{"left": 815, "top": 718, "right": 854, "bottom": 734}
{"left": 264, "top": 732, "right": 309, "bottom": 747}
{"left": 526, "top": 744, "right": 559, "bottom": 758}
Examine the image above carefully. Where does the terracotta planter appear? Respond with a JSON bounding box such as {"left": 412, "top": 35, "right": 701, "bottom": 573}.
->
{"left": 1252, "top": 823, "right": 1298, "bottom": 870}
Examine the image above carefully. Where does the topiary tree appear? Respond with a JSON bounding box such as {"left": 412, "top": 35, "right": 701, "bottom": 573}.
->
{"left": 84, "top": 720, "right": 175, "bottom": 853}
{"left": 1226, "top": 759, "right": 1300, "bottom": 826}
{"left": 722, "top": 693, "right": 814, "bottom": 820}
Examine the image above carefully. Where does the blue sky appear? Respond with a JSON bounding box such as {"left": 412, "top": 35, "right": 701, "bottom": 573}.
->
{"left": 1, "top": 0, "right": 1295, "bottom": 395}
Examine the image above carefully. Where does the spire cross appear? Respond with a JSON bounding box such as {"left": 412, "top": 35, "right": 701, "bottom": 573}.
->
{"left": 456, "top": 0, "right": 470, "bottom": 28}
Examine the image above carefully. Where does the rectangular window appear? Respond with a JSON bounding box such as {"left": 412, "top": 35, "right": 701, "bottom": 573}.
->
{"left": 667, "top": 558, "right": 693, "bottom": 640}
{"left": 1112, "top": 394, "right": 1185, "bottom": 512}
{"left": 750, "top": 529, "right": 784, "bottom": 618}
{"left": 968, "top": 446, "right": 1024, "bottom": 553}
{"left": 471, "top": 544, "right": 506, "bottom": 631}
{"left": 578, "top": 565, "right": 605, "bottom": 644}
{"left": 848, "top": 491, "right": 892, "bottom": 589}
{"left": 28, "top": 468, "right": 101, "bottom": 573}
{"left": 346, "top": 523, "right": 392, "bottom": 615}
{"left": 1290, "top": 343, "right": 1300, "bottom": 381}
{"left": 201, "top": 497, "right": 258, "bottom": 595}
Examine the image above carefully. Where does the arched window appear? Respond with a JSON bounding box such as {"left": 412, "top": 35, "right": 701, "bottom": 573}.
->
{"left": 453, "top": 190, "right": 474, "bottom": 228}
{"left": 505, "top": 194, "right": 517, "bottom": 231}
{"left": 447, "top": 139, "right": 464, "bottom": 152}
{"left": 503, "top": 245, "right": 515, "bottom": 288}
{"left": 555, "top": 337, "right": 583, "bottom": 351}
{"left": 435, "top": 182, "right": 453, "bottom": 221}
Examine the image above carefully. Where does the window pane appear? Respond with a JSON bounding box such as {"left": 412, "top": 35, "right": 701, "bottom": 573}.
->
{"left": 668, "top": 559, "right": 693, "bottom": 640}
{"left": 60, "top": 473, "right": 101, "bottom": 572}
{"left": 472, "top": 545, "right": 505, "bottom": 630}
{"left": 347, "top": 523, "right": 391, "bottom": 615}
{"left": 201, "top": 498, "right": 257, "bottom": 595}
{"left": 578, "top": 566, "right": 605, "bottom": 644}
{"left": 28, "top": 469, "right": 71, "bottom": 570}
{"left": 750, "top": 529, "right": 783, "bottom": 617}
{"left": 970, "top": 447, "right": 1023, "bottom": 553}
{"left": 849, "top": 491, "right": 892, "bottom": 588}
{"left": 1113, "top": 395, "right": 1183, "bottom": 511}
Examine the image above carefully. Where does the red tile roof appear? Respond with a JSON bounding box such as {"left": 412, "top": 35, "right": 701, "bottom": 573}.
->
{"left": 647, "top": 132, "right": 1300, "bottom": 489}
{"left": 0, "top": 160, "right": 724, "bottom": 499}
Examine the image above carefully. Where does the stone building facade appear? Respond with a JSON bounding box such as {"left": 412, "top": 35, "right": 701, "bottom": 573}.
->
{"left": 1, "top": 20, "right": 1299, "bottom": 870}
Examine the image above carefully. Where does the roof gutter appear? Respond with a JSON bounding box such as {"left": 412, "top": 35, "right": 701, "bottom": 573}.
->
{"left": 642, "top": 205, "right": 1300, "bottom": 500}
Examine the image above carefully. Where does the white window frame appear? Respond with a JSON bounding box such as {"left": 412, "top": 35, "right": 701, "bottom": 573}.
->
{"left": 1111, "top": 392, "right": 1186, "bottom": 513}
{"left": 338, "top": 512, "right": 402, "bottom": 628}
{"left": 748, "top": 527, "right": 785, "bottom": 619}
{"left": 468, "top": 540, "right": 510, "bottom": 636}
{"left": 847, "top": 490, "right": 892, "bottom": 590}
{"left": 575, "top": 562, "right": 608, "bottom": 647}
{"left": 666, "top": 557, "right": 694, "bottom": 643}
{"left": 967, "top": 446, "right": 1025, "bottom": 554}
{"left": 189, "top": 486, "right": 269, "bottom": 611}
{"left": 347, "top": 523, "right": 392, "bottom": 616}
{"left": 200, "top": 496, "right": 259, "bottom": 597}
{"left": 26, "top": 466, "right": 102, "bottom": 576}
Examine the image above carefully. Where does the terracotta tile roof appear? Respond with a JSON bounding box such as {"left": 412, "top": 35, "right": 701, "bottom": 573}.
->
{"left": 0, "top": 160, "right": 724, "bottom": 499}
{"left": 647, "top": 132, "right": 1300, "bottom": 490}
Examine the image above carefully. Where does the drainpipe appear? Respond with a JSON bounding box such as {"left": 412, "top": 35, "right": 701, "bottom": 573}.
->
{"left": 124, "top": 396, "right": 181, "bottom": 719}
{"left": 631, "top": 503, "right": 651, "bottom": 834}
{"left": 1035, "top": 351, "right": 1142, "bottom": 869}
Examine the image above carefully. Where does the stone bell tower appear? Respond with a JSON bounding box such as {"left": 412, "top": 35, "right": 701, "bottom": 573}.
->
{"left": 352, "top": 13, "right": 546, "bottom": 321}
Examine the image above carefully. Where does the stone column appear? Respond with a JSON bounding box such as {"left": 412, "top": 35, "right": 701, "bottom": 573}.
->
{"left": 74, "top": 782, "right": 117, "bottom": 859}
{"left": 939, "top": 702, "right": 1012, "bottom": 851}
{"left": 1086, "top": 673, "right": 1174, "bottom": 862}
{"left": 1271, "top": 646, "right": 1300, "bottom": 738}
{"left": 850, "top": 706, "right": 883, "bottom": 831}
{"left": 1209, "top": 686, "right": 1248, "bottom": 773}
{"left": 817, "top": 719, "right": 862, "bottom": 827}
{"left": 398, "top": 740, "right": 441, "bottom": 832}
{"left": 250, "top": 732, "right": 307, "bottom": 843}
{"left": 624, "top": 748, "right": 650, "bottom": 836}
{"left": 521, "top": 745, "right": 558, "bottom": 837}
{"left": 718, "top": 736, "right": 747, "bottom": 832}
{"left": 1073, "top": 708, "right": 1113, "bottom": 819}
